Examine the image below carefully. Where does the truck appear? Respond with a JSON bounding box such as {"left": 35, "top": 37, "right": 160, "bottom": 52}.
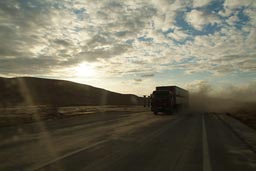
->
{"left": 151, "top": 86, "right": 189, "bottom": 114}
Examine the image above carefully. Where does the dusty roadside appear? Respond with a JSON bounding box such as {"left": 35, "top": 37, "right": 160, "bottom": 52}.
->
{"left": 217, "top": 113, "right": 256, "bottom": 153}
{"left": 226, "top": 112, "right": 256, "bottom": 130}
{"left": 0, "top": 105, "right": 147, "bottom": 127}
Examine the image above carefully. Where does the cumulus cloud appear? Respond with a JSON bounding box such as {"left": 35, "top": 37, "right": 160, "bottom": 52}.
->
{"left": 0, "top": 0, "right": 255, "bottom": 94}
{"left": 134, "top": 78, "right": 142, "bottom": 82}
{"left": 224, "top": 0, "right": 255, "bottom": 10}
{"left": 141, "top": 73, "right": 154, "bottom": 78}
{"left": 167, "top": 28, "right": 189, "bottom": 41}
{"left": 193, "top": 0, "right": 212, "bottom": 8}
{"left": 185, "top": 9, "right": 221, "bottom": 30}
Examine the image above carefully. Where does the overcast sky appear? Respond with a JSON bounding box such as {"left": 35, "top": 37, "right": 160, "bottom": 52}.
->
{"left": 0, "top": 0, "right": 255, "bottom": 97}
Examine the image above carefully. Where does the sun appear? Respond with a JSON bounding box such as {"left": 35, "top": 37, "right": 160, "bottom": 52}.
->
{"left": 75, "top": 63, "right": 96, "bottom": 78}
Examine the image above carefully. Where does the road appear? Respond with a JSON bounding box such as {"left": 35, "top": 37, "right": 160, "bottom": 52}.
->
{"left": 0, "top": 108, "right": 256, "bottom": 171}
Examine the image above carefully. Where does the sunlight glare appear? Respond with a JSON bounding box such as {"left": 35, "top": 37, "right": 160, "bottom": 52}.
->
{"left": 75, "top": 63, "right": 96, "bottom": 78}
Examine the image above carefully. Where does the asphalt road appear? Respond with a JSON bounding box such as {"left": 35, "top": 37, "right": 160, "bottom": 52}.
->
{"left": 0, "top": 109, "right": 256, "bottom": 171}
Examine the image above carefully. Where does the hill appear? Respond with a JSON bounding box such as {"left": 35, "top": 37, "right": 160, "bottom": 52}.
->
{"left": 0, "top": 77, "right": 143, "bottom": 107}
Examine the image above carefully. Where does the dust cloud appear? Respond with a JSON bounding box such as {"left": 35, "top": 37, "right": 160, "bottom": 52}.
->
{"left": 187, "top": 81, "right": 256, "bottom": 115}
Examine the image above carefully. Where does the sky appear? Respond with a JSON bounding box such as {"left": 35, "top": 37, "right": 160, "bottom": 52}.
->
{"left": 0, "top": 0, "right": 255, "bottom": 98}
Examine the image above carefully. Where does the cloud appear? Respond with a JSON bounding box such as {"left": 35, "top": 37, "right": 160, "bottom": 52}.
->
{"left": 224, "top": 0, "right": 255, "bottom": 10}
{"left": 0, "top": 56, "right": 61, "bottom": 75}
{"left": 193, "top": 0, "right": 212, "bottom": 8}
{"left": 167, "top": 28, "right": 189, "bottom": 41}
{"left": 134, "top": 78, "right": 142, "bottom": 82}
{"left": 185, "top": 9, "right": 221, "bottom": 31}
{"left": 141, "top": 73, "right": 154, "bottom": 78}
{"left": 0, "top": 0, "right": 255, "bottom": 88}
{"left": 76, "top": 43, "right": 131, "bottom": 62}
{"left": 53, "top": 39, "right": 71, "bottom": 46}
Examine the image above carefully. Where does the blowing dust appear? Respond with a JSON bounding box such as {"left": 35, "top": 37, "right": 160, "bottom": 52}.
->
{"left": 187, "top": 82, "right": 256, "bottom": 115}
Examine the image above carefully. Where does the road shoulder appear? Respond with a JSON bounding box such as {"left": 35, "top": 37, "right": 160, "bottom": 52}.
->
{"left": 218, "top": 113, "right": 256, "bottom": 153}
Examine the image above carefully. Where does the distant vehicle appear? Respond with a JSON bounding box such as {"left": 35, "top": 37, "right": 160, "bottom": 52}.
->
{"left": 151, "top": 86, "right": 189, "bottom": 114}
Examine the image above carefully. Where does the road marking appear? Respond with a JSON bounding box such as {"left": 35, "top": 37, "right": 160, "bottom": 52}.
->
{"left": 202, "top": 113, "right": 212, "bottom": 171}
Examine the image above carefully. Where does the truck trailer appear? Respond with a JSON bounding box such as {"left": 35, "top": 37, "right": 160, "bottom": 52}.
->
{"left": 151, "top": 86, "right": 189, "bottom": 114}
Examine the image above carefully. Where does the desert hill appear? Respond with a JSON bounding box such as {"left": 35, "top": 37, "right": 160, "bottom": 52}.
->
{"left": 0, "top": 77, "right": 143, "bottom": 107}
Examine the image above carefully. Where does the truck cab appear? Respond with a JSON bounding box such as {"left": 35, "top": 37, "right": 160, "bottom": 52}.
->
{"left": 151, "top": 90, "right": 174, "bottom": 114}
{"left": 151, "top": 86, "right": 189, "bottom": 115}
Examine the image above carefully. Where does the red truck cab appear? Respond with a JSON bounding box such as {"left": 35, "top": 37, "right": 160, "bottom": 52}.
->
{"left": 151, "top": 90, "right": 174, "bottom": 114}
{"left": 151, "top": 86, "right": 188, "bottom": 115}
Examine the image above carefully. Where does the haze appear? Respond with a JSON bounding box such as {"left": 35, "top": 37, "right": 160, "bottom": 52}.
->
{"left": 0, "top": 0, "right": 255, "bottom": 98}
{"left": 1, "top": 1, "right": 256, "bottom": 170}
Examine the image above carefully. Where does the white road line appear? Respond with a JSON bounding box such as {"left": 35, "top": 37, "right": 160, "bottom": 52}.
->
{"left": 202, "top": 113, "right": 212, "bottom": 171}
